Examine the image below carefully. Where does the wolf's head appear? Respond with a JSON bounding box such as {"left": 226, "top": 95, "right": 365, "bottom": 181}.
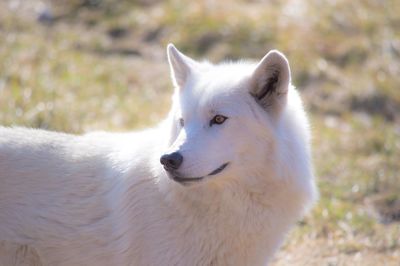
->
{"left": 160, "top": 44, "right": 296, "bottom": 188}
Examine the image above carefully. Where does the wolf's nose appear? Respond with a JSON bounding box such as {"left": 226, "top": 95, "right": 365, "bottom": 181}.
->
{"left": 160, "top": 152, "right": 183, "bottom": 170}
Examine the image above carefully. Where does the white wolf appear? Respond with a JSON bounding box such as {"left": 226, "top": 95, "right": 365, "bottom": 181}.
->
{"left": 0, "top": 44, "right": 317, "bottom": 265}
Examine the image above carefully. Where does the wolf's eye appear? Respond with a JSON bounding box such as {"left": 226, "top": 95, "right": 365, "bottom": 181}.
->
{"left": 210, "top": 115, "right": 228, "bottom": 126}
{"left": 179, "top": 118, "right": 184, "bottom": 127}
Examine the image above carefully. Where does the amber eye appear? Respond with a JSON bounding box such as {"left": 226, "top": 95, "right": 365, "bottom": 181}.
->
{"left": 210, "top": 115, "right": 228, "bottom": 126}
{"left": 179, "top": 118, "right": 184, "bottom": 127}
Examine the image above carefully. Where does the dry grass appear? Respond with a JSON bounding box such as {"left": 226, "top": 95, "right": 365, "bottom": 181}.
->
{"left": 0, "top": 0, "right": 399, "bottom": 264}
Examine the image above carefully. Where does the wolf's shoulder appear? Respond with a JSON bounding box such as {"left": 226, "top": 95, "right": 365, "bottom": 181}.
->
{"left": 0, "top": 126, "right": 75, "bottom": 139}
{"left": 0, "top": 126, "right": 77, "bottom": 148}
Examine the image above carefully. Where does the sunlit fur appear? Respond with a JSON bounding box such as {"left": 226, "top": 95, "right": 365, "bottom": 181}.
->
{"left": 0, "top": 45, "right": 317, "bottom": 265}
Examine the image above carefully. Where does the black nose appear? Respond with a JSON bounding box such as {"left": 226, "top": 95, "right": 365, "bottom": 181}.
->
{"left": 160, "top": 152, "right": 183, "bottom": 170}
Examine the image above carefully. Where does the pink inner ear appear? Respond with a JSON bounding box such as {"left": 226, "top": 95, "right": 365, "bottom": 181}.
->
{"left": 257, "top": 70, "right": 280, "bottom": 100}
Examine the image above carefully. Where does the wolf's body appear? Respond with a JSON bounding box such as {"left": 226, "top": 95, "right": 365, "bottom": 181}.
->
{"left": 0, "top": 45, "right": 317, "bottom": 265}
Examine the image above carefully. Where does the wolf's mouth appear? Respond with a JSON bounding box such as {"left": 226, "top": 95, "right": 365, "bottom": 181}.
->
{"left": 169, "top": 162, "right": 229, "bottom": 184}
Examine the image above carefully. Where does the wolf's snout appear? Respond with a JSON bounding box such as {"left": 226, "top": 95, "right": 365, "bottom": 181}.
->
{"left": 160, "top": 152, "right": 183, "bottom": 170}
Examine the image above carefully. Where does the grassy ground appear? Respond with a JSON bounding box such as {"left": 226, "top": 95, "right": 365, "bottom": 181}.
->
{"left": 1, "top": 0, "right": 399, "bottom": 265}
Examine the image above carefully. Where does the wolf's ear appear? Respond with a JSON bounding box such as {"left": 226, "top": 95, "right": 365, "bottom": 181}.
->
{"left": 167, "top": 44, "right": 198, "bottom": 89}
{"left": 249, "top": 50, "right": 291, "bottom": 116}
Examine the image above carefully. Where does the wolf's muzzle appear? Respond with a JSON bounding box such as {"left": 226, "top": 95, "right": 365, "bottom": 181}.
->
{"left": 166, "top": 162, "right": 230, "bottom": 185}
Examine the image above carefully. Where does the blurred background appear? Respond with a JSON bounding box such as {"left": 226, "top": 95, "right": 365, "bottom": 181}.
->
{"left": 0, "top": 0, "right": 399, "bottom": 264}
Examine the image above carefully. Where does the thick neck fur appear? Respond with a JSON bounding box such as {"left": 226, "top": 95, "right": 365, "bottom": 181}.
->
{"left": 116, "top": 128, "right": 310, "bottom": 266}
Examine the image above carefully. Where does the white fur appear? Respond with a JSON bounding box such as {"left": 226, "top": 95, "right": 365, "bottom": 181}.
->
{"left": 0, "top": 44, "right": 317, "bottom": 266}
